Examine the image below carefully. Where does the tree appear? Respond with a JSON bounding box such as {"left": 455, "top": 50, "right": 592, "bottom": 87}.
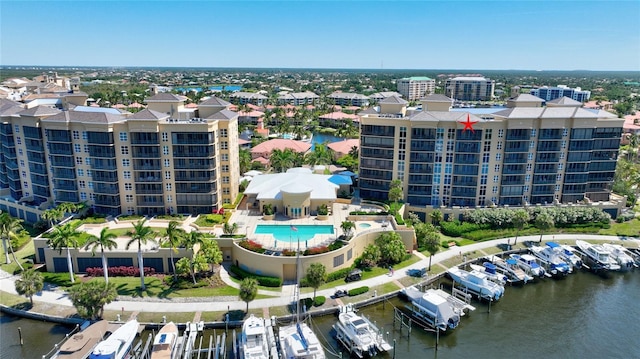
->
{"left": 423, "top": 230, "right": 440, "bottom": 271}
{"left": 223, "top": 222, "right": 239, "bottom": 236}
{"left": 239, "top": 277, "right": 258, "bottom": 314}
{"left": 125, "top": 220, "right": 157, "bottom": 290}
{"left": 340, "top": 221, "right": 355, "bottom": 238}
{"left": 48, "top": 222, "right": 81, "bottom": 283}
{"left": 305, "top": 263, "right": 326, "bottom": 302}
{"left": 239, "top": 148, "right": 252, "bottom": 175}
{"left": 388, "top": 179, "right": 404, "bottom": 210}
{"left": 375, "top": 231, "right": 406, "bottom": 265}
{"left": 304, "top": 142, "right": 333, "bottom": 166}
{"left": 534, "top": 211, "right": 555, "bottom": 243}
{"left": 181, "top": 231, "right": 206, "bottom": 284}
{"left": 429, "top": 210, "right": 443, "bottom": 226}
{"left": 0, "top": 212, "right": 25, "bottom": 269}
{"left": 41, "top": 208, "right": 63, "bottom": 229}
{"left": 163, "top": 220, "right": 185, "bottom": 280}
{"left": 15, "top": 269, "right": 43, "bottom": 305}
{"left": 68, "top": 280, "right": 118, "bottom": 320}
{"left": 512, "top": 209, "right": 530, "bottom": 246}
{"left": 84, "top": 228, "right": 118, "bottom": 284}
{"left": 359, "top": 244, "right": 381, "bottom": 269}
{"left": 199, "top": 239, "right": 223, "bottom": 272}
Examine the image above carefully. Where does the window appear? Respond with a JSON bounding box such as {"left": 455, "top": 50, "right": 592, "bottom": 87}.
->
{"left": 163, "top": 146, "right": 169, "bottom": 155}
{"left": 528, "top": 152, "right": 534, "bottom": 161}
{"left": 76, "top": 156, "right": 83, "bottom": 165}
{"left": 222, "top": 176, "right": 229, "bottom": 184}
{"left": 495, "top": 153, "right": 502, "bottom": 161}
{"left": 84, "top": 144, "right": 89, "bottom": 153}
{"left": 20, "top": 160, "right": 25, "bottom": 167}
{"left": 484, "top": 129, "right": 492, "bottom": 140}
{"left": 80, "top": 192, "right": 87, "bottom": 200}
{"left": 556, "top": 174, "right": 562, "bottom": 181}
{"left": 124, "top": 183, "right": 132, "bottom": 191}
{"left": 497, "top": 141, "right": 502, "bottom": 150}
{"left": 126, "top": 206, "right": 134, "bottom": 214}
{"left": 85, "top": 157, "right": 91, "bottom": 165}
{"left": 493, "top": 175, "right": 499, "bottom": 183}
{"left": 561, "top": 140, "right": 567, "bottom": 149}
{"left": 559, "top": 152, "right": 565, "bottom": 160}
{"left": 494, "top": 164, "right": 500, "bottom": 172}
{"left": 82, "top": 131, "right": 88, "bottom": 140}
{"left": 558, "top": 163, "right": 563, "bottom": 170}
{"left": 74, "top": 144, "right": 81, "bottom": 153}
{"left": 125, "top": 195, "right": 133, "bottom": 202}
{"left": 527, "top": 163, "right": 532, "bottom": 172}
{"left": 221, "top": 142, "right": 228, "bottom": 150}
{"left": 530, "top": 129, "right": 536, "bottom": 137}
{"left": 220, "top": 129, "right": 228, "bottom": 137}
{"left": 523, "top": 185, "right": 529, "bottom": 192}
{"left": 18, "top": 148, "right": 23, "bottom": 156}
{"left": 481, "top": 163, "right": 489, "bottom": 174}
{"left": 222, "top": 165, "right": 229, "bottom": 172}
{"left": 90, "top": 193, "right": 95, "bottom": 201}
{"left": 22, "top": 181, "right": 28, "bottom": 188}
{"left": 88, "top": 182, "right": 94, "bottom": 189}
{"left": 16, "top": 137, "right": 21, "bottom": 145}
{"left": 492, "top": 186, "right": 498, "bottom": 194}
{"left": 87, "top": 170, "right": 92, "bottom": 177}
{"left": 123, "top": 171, "right": 131, "bottom": 179}
{"left": 21, "top": 171, "right": 26, "bottom": 178}
{"left": 530, "top": 141, "right": 535, "bottom": 149}
{"left": 119, "top": 132, "right": 128, "bottom": 141}
{"left": 165, "top": 171, "right": 171, "bottom": 179}
{"left": 167, "top": 195, "right": 173, "bottom": 203}
{"left": 555, "top": 185, "right": 561, "bottom": 192}
{"left": 164, "top": 159, "right": 170, "bottom": 167}
{"left": 166, "top": 183, "right": 172, "bottom": 191}
{"left": 162, "top": 132, "right": 168, "bottom": 142}
{"left": 223, "top": 198, "right": 231, "bottom": 205}
{"left": 526, "top": 174, "right": 531, "bottom": 182}
{"left": 77, "top": 169, "right": 84, "bottom": 177}
{"left": 121, "top": 146, "right": 129, "bottom": 155}
{"left": 562, "top": 128, "right": 568, "bottom": 137}
{"left": 222, "top": 188, "right": 230, "bottom": 195}
{"left": 221, "top": 153, "right": 228, "bottom": 161}
{"left": 498, "top": 129, "right": 504, "bottom": 138}
{"left": 79, "top": 180, "right": 86, "bottom": 188}
{"left": 122, "top": 159, "right": 130, "bottom": 167}
{"left": 14, "top": 124, "right": 19, "bottom": 133}
{"left": 72, "top": 131, "right": 79, "bottom": 140}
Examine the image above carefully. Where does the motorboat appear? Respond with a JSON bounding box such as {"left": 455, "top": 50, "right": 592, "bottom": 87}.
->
{"left": 469, "top": 262, "right": 508, "bottom": 285}
{"left": 278, "top": 322, "right": 326, "bottom": 359}
{"left": 150, "top": 322, "right": 179, "bottom": 359}
{"left": 240, "top": 314, "right": 277, "bottom": 359}
{"left": 52, "top": 320, "right": 109, "bottom": 359}
{"left": 510, "top": 254, "right": 547, "bottom": 278}
{"left": 602, "top": 243, "right": 638, "bottom": 271}
{"left": 446, "top": 267, "right": 504, "bottom": 301}
{"left": 546, "top": 242, "right": 583, "bottom": 269}
{"left": 529, "top": 245, "right": 572, "bottom": 276}
{"left": 401, "top": 286, "right": 475, "bottom": 332}
{"left": 575, "top": 240, "right": 621, "bottom": 271}
{"left": 332, "top": 304, "right": 392, "bottom": 357}
{"left": 89, "top": 319, "right": 139, "bottom": 359}
{"left": 483, "top": 256, "right": 533, "bottom": 284}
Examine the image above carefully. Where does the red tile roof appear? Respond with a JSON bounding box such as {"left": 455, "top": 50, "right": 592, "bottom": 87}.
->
{"left": 327, "top": 139, "right": 359, "bottom": 156}
{"left": 251, "top": 138, "right": 311, "bottom": 158}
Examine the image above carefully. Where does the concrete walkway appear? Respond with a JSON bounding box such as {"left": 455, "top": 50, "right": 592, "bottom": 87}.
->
{"left": 1, "top": 234, "right": 636, "bottom": 314}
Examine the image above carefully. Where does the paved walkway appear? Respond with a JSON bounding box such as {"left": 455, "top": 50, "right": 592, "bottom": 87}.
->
{"left": 1, "top": 234, "right": 636, "bottom": 314}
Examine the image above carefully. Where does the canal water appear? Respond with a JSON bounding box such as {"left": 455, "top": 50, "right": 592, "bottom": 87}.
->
{"left": 3, "top": 270, "right": 639, "bottom": 358}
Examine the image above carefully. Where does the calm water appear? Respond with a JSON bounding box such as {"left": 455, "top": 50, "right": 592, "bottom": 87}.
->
{"left": 4, "top": 270, "right": 639, "bottom": 359}
{"left": 255, "top": 224, "right": 334, "bottom": 242}
{"left": 311, "top": 132, "right": 344, "bottom": 150}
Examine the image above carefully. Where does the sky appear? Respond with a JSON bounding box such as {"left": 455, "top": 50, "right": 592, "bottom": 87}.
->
{"left": 1, "top": 1, "right": 639, "bottom": 71}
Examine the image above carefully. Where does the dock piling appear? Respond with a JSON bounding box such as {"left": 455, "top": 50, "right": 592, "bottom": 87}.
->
{"left": 18, "top": 327, "right": 23, "bottom": 345}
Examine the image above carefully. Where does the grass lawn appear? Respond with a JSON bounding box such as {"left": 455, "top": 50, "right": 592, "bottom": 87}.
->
{"left": 81, "top": 276, "right": 243, "bottom": 299}
{"left": 226, "top": 276, "right": 282, "bottom": 295}
{"left": 107, "top": 227, "right": 167, "bottom": 237}
{"left": 0, "top": 238, "right": 36, "bottom": 275}
{"left": 599, "top": 218, "right": 640, "bottom": 237}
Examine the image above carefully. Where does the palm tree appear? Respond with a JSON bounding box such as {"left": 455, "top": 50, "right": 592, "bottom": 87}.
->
{"left": 182, "top": 231, "right": 205, "bottom": 284}
{"left": 0, "top": 213, "right": 25, "bottom": 269}
{"left": 239, "top": 277, "right": 258, "bottom": 314}
{"left": 125, "top": 220, "right": 157, "bottom": 290}
{"left": 512, "top": 209, "right": 530, "bottom": 246}
{"left": 223, "top": 222, "right": 238, "bottom": 236}
{"left": 84, "top": 228, "right": 118, "bottom": 284}
{"left": 340, "top": 221, "right": 355, "bottom": 238}
{"left": 15, "top": 269, "right": 44, "bottom": 305}
{"left": 41, "top": 208, "right": 62, "bottom": 229}
{"left": 48, "top": 222, "right": 81, "bottom": 283}
{"left": 534, "top": 211, "right": 555, "bottom": 244}
{"left": 239, "top": 148, "right": 252, "bottom": 176}
{"left": 429, "top": 210, "right": 443, "bottom": 225}
{"left": 164, "top": 221, "right": 185, "bottom": 280}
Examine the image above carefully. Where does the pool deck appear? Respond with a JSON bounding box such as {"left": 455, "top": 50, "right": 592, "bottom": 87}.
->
{"left": 228, "top": 203, "right": 387, "bottom": 251}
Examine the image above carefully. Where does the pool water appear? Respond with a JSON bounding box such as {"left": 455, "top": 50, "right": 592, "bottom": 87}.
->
{"left": 255, "top": 224, "right": 334, "bottom": 242}
{"left": 359, "top": 223, "right": 371, "bottom": 228}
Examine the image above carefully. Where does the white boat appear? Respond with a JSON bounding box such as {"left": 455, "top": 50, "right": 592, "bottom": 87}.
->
{"left": 529, "top": 245, "right": 572, "bottom": 276}
{"left": 469, "top": 262, "right": 508, "bottom": 285}
{"left": 509, "top": 254, "right": 547, "bottom": 278}
{"left": 602, "top": 243, "right": 638, "bottom": 271}
{"left": 401, "top": 286, "right": 475, "bottom": 332}
{"left": 240, "top": 314, "right": 277, "bottom": 359}
{"left": 446, "top": 267, "right": 504, "bottom": 301}
{"left": 546, "top": 242, "right": 583, "bottom": 269}
{"left": 52, "top": 320, "right": 109, "bottom": 359}
{"left": 89, "top": 319, "right": 139, "bottom": 359}
{"left": 150, "top": 322, "right": 179, "bottom": 359}
{"left": 483, "top": 256, "right": 533, "bottom": 284}
{"left": 575, "top": 240, "right": 621, "bottom": 271}
{"left": 332, "top": 304, "right": 392, "bottom": 357}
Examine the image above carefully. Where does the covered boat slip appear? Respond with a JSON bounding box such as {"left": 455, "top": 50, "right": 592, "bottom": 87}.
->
{"left": 401, "top": 286, "right": 475, "bottom": 332}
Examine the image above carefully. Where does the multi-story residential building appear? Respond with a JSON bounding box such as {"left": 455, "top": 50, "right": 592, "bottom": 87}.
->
{"left": 530, "top": 85, "right": 591, "bottom": 102}
{"left": 328, "top": 92, "right": 370, "bottom": 107}
{"left": 445, "top": 76, "right": 495, "bottom": 101}
{"left": 358, "top": 94, "right": 624, "bottom": 220}
{"left": 277, "top": 91, "right": 319, "bottom": 106}
{"left": 0, "top": 95, "right": 239, "bottom": 221}
{"left": 369, "top": 91, "right": 403, "bottom": 103}
{"left": 229, "top": 92, "right": 268, "bottom": 106}
{"left": 396, "top": 77, "right": 435, "bottom": 101}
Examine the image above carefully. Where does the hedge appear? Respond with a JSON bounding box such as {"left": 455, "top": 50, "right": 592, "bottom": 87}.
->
{"left": 348, "top": 286, "right": 369, "bottom": 296}
{"left": 326, "top": 267, "right": 353, "bottom": 282}
{"left": 314, "top": 296, "right": 326, "bottom": 306}
{"left": 229, "top": 265, "right": 282, "bottom": 287}
{"left": 85, "top": 266, "right": 156, "bottom": 277}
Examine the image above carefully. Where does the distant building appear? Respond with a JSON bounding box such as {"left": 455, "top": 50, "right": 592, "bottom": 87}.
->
{"left": 530, "top": 85, "right": 591, "bottom": 102}
{"left": 396, "top": 77, "right": 435, "bottom": 101}
{"left": 369, "top": 91, "right": 403, "bottom": 102}
{"left": 229, "top": 92, "right": 268, "bottom": 106}
{"left": 277, "top": 91, "right": 319, "bottom": 106}
{"left": 328, "top": 92, "right": 369, "bottom": 107}
{"left": 445, "top": 77, "right": 495, "bottom": 101}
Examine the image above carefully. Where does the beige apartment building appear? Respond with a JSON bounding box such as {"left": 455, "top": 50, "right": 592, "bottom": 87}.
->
{"left": 0, "top": 94, "right": 239, "bottom": 221}
{"left": 396, "top": 76, "right": 436, "bottom": 101}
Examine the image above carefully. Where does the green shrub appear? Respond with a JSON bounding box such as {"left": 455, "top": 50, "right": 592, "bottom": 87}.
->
{"left": 326, "top": 267, "right": 353, "bottom": 282}
{"left": 314, "top": 296, "right": 326, "bottom": 306}
{"left": 348, "top": 286, "right": 369, "bottom": 296}
{"left": 195, "top": 214, "right": 224, "bottom": 227}
{"left": 118, "top": 214, "right": 144, "bottom": 221}
{"left": 440, "top": 221, "right": 487, "bottom": 237}
{"left": 229, "top": 265, "right": 282, "bottom": 287}
{"left": 299, "top": 298, "right": 313, "bottom": 310}
{"left": 81, "top": 217, "right": 107, "bottom": 224}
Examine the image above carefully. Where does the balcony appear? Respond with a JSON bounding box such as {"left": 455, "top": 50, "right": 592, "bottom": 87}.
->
{"left": 50, "top": 156, "right": 75, "bottom": 168}
{"left": 27, "top": 151, "right": 46, "bottom": 163}
{"left": 94, "top": 183, "right": 119, "bottom": 194}
{"left": 94, "top": 195, "right": 121, "bottom": 206}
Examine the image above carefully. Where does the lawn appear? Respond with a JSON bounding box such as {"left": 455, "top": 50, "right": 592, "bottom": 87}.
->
{"left": 599, "top": 218, "right": 640, "bottom": 237}
{"left": 107, "top": 227, "right": 167, "bottom": 237}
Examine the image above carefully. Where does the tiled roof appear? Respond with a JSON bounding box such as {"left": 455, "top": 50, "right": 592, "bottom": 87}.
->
{"left": 145, "top": 93, "right": 187, "bottom": 102}
{"left": 206, "top": 109, "right": 237, "bottom": 120}
{"left": 327, "top": 139, "right": 359, "bottom": 155}
{"left": 379, "top": 95, "right": 408, "bottom": 105}
{"left": 251, "top": 139, "right": 311, "bottom": 155}
{"left": 128, "top": 109, "right": 169, "bottom": 120}
{"left": 41, "top": 109, "right": 126, "bottom": 124}
{"left": 0, "top": 98, "right": 24, "bottom": 116}
{"left": 547, "top": 96, "right": 582, "bottom": 106}
{"left": 18, "top": 105, "right": 61, "bottom": 117}
{"left": 319, "top": 111, "right": 360, "bottom": 120}
{"left": 420, "top": 94, "right": 453, "bottom": 102}
{"left": 510, "top": 94, "right": 544, "bottom": 102}
{"left": 199, "top": 97, "right": 231, "bottom": 107}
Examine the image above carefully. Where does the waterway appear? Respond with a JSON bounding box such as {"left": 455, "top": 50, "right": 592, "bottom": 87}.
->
{"left": 310, "top": 132, "right": 344, "bottom": 150}
{"left": 3, "top": 270, "right": 639, "bottom": 358}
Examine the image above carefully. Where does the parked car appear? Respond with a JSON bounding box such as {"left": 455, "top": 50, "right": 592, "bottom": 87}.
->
{"left": 345, "top": 269, "right": 362, "bottom": 282}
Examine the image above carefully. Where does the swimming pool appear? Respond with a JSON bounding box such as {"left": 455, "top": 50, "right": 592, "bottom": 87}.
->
{"left": 359, "top": 223, "right": 371, "bottom": 228}
{"left": 254, "top": 224, "right": 334, "bottom": 242}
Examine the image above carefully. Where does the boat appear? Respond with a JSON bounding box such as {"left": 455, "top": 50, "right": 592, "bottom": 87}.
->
{"left": 529, "top": 245, "right": 572, "bottom": 276}
{"left": 509, "top": 254, "right": 548, "bottom": 278}
{"left": 483, "top": 256, "right": 533, "bottom": 284}
{"left": 446, "top": 267, "right": 504, "bottom": 301}
{"left": 332, "top": 304, "right": 392, "bottom": 357}
{"left": 277, "top": 237, "right": 326, "bottom": 359}
{"left": 89, "top": 319, "right": 139, "bottom": 359}
{"left": 150, "top": 322, "right": 179, "bottom": 359}
{"left": 546, "top": 242, "right": 583, "bottom": 269}
{"left": 469, "top": 262, "right": 508, "bottom": 285}
{"left": 240, "top": 314, "right": 278, "bottom": 359}
{"left": 575, "top": 240, "right": 621, "bottom": 271}
{"left": 602, "top": 243, "right": 638, "bottom": 271}
{"left": 401, "top": 286, "right": 475, "bottom": 332}
{"left": 52, "top": 320, "right": 109, "bottom": 359}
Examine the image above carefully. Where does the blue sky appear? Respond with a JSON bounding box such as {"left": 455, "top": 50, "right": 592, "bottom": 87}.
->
{"left": 2, "top": 1, "right": 639, "bottom": 71}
